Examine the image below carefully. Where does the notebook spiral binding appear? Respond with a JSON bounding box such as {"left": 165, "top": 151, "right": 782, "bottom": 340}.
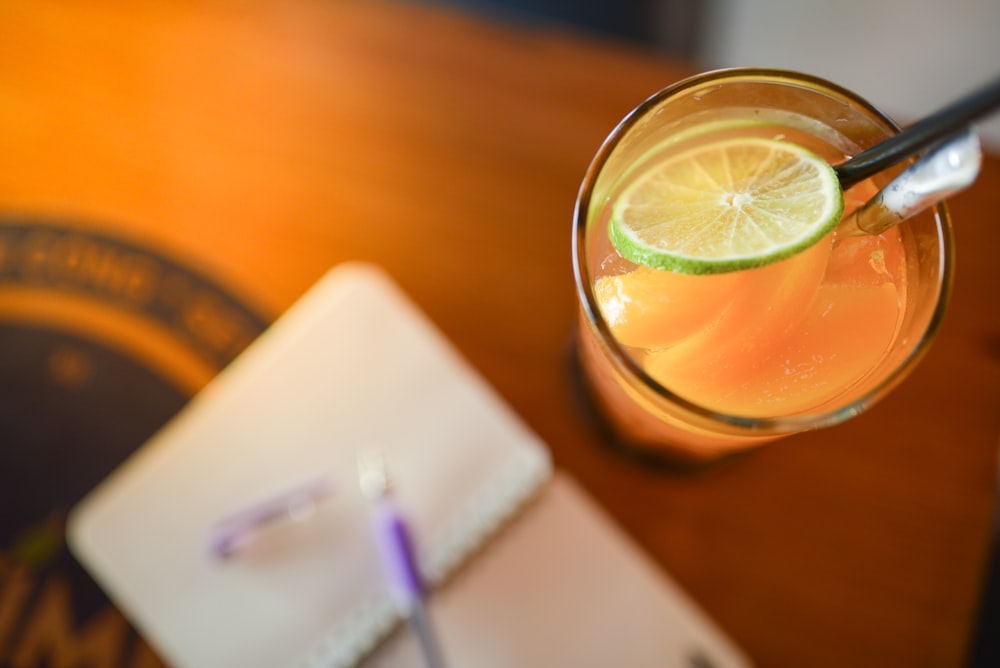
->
{"left": 297, "top": 449, "right": 551, "bottom": 668}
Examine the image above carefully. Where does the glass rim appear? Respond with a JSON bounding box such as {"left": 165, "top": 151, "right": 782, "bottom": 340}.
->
{"left": 572, "top": 67, "right": 955, "bottom": 435}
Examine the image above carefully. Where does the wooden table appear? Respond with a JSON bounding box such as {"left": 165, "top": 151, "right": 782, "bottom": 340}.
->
{"left": 1, "top": 1, "right": 997, "bottom": 666}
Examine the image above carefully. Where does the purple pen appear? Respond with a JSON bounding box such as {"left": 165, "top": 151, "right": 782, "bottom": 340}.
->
{"left": 208, "top": 476, "right": 334, "bottom": 559}
{"left": 358, "top": 451, "right": 448, "bottom": 668}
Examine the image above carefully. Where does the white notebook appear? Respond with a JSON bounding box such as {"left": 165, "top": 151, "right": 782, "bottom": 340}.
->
{"left": 67, "top": 262, "right": 750, "bottom": 668}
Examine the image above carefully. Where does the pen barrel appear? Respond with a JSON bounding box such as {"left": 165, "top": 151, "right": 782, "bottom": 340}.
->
{"left": 375, "top": 500, "right": 426, "bottom": 604}
{"left": 372, "top": 497, "right": 449, "bottom": 667}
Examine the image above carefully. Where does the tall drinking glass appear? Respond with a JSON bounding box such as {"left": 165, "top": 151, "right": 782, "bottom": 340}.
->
{"left": 572, "top": 68, "right": 954, "bottom": 466}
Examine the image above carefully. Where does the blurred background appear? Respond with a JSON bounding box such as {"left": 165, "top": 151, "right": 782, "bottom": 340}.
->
{"left": 0, "top": 1, "right": 995, "bottom": 665}
{"left": 429, "top": 0, "right": 1000, "bottom": 148}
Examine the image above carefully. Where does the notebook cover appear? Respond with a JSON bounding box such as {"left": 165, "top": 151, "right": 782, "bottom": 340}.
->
{"left": 365, "top": 472, "right": 751, "bottom": 668}
{"left": 67, "top": 262, "right": 552, "bottom": 668}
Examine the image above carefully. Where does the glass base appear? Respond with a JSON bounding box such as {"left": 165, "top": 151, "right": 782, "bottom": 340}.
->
{"left": 564, "top": 332, "right": 756, "bottom": 473}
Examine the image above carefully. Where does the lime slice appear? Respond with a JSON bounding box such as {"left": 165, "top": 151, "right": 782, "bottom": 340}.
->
{"left": 609, "top": 136, "right": 844, "bottom": 274}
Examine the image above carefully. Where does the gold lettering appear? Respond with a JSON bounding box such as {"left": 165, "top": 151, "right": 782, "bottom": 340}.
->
{"left": 46, "top": 234, "right": 161, "bottom": 305}
{"left": 160, "top": 272, "right": 260, "bottom": 359}
{"left": 48, "top": 235, "right": 115, "bottom": 288}
{"left": 18, "top": 230, "right": 55, "bottom": 279}
{"left": 10, "top": 574, "right": 126, "bottom": 668}
{"left": 15, "top": 230, "right": 161, "bottom": 306}
{"left": 182, "top": 292, "right": 256, "bottom": 358}
{"left": 0, "top": 555, "right": 32, "bottom": 659}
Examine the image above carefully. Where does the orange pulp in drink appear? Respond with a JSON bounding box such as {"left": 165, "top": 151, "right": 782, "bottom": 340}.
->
{"left": 590, "top": 126, "right": 906, "bottom": 420}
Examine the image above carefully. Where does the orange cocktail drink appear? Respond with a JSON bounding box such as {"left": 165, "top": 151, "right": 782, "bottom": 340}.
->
{"left": 572, "top": 69, "right": 953, "bottom": 465}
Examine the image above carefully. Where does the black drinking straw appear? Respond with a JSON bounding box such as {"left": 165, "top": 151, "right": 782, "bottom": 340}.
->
{"left": 835, "top": 74, "right": 1000, "bottom": 189}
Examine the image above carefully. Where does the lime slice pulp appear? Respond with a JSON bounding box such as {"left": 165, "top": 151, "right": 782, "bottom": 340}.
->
{"left": 609, "top": 136, "right": 845, "bottom": 275}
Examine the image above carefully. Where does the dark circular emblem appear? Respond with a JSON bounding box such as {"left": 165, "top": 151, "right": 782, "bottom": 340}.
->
{"left": 0, "top": 217, "right": 270, "bottom": 666}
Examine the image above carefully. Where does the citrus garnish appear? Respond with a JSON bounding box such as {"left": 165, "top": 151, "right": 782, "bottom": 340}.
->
{"left": 609, "top": 136, "right": 844, "bottom": 274}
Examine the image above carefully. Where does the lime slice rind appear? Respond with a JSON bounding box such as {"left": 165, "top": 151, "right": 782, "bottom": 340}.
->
{"left": 609, "top": 136, "right": 844, "bottom": 275}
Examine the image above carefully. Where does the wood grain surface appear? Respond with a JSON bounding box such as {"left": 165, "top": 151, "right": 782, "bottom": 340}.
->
{"left": 1, "top": 1, "right": 998, "bottom": 666}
